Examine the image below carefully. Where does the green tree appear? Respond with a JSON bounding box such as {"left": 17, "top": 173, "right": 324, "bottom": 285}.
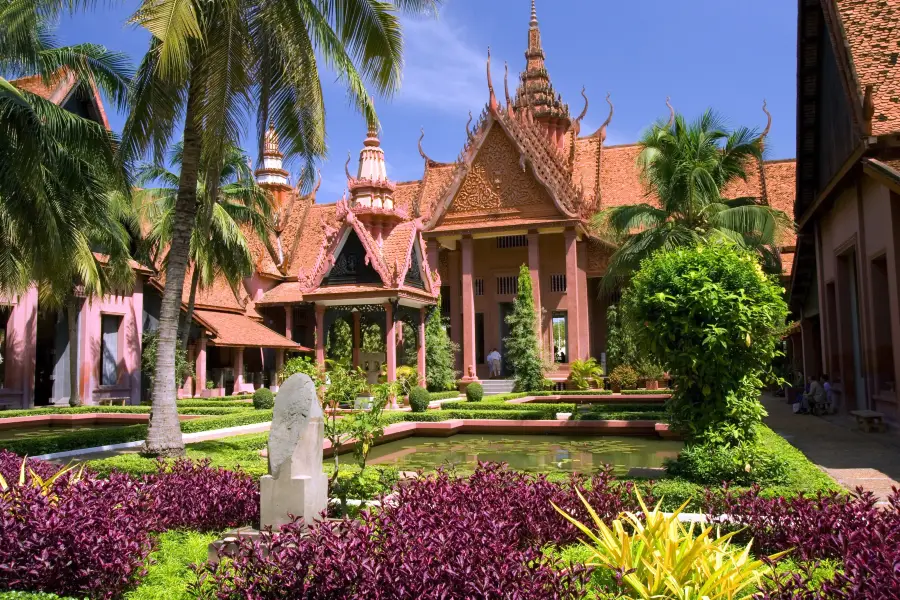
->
{"left": 361, "top": 322, "right": 384, "bottom": 354}
{"left": 504, "top": 264, "right": 544, "bottom": 392}
{"left": 136, "top": 141, "right": 272, "bottom": 351}
{"left": 593, "top": 110, "right": 793, "bottom": 292}
{"left": 2, "top": 2, "right": 137, "bottom": 406}
{"left": 624, "top": 243, "right": 789, "bottom": 446}
{"left": 400, "top": 321, "right": 417, "bottom": 367}
{"left": 326, "top": 318, "right": 353, "bottom": 365}
{"left": 123, "top": 0, "right": 441, "bottom": 456}
{"left": 424, "top": 297, "right": 458, "bottom": 392}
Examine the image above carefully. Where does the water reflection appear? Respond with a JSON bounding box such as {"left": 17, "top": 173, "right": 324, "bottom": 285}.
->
{"left": 366, "top": 434, "right": 682, "bottom": 475}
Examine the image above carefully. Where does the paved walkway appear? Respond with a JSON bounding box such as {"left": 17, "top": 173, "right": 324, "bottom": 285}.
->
{"left": 763, "top": 394, "right": 900, "bottom": 501}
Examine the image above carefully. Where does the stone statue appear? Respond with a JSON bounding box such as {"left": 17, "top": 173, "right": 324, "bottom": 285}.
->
{"left": 259, "top": 373, "right": 328, "bottom": 529}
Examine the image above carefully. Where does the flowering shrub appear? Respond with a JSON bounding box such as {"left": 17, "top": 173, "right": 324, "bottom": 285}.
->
{"left": 144, "top": 458, "right": 259, "bottom": 531}
{"left": 197, "top": 464, "right": 646, "bottom": 599}
{"left": 706, "top": 486, "right": 900, "bottom": 599}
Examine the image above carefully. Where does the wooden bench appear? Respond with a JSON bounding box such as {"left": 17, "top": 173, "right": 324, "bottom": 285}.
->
{"left": 850, "top": 410, "right": 886, "bottom": 433}
{"left": 98, "top": 397, "right": 128, "bottom": 407}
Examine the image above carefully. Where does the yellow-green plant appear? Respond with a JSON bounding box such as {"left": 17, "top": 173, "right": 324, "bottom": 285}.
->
{"left": 0, "top": 457, "right": 85, "bottom": 500}
{"left": 552, "top": 488, "right": 788, "bottom": 599}
{"left": 569, "top": 358, "right": 604, "bottom": 390}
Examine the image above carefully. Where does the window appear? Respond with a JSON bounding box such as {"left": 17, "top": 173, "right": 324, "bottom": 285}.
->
{"left": 496, "top": 276, "right": 518, "bottom": 296}
{"left": 474, "top": 278, "right": 485, "bottom": 296}
{"left": 551, "top": 311, "right": 568, "bottom": 364}
{"left": 550, "top": 274, "right": 567, "bottom": 293}
{"left": 475, "top": 313, "right": 485, "bottom": 364}
{"left": 100, "top": 314, "right": 122, "bottom": 386}
{"left": 496, "top": 235, "right": 528, "bottom": 249}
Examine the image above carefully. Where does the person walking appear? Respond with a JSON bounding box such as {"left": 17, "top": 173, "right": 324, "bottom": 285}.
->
{"left": 486, "top": 348, "right": 502, "bottom": 379}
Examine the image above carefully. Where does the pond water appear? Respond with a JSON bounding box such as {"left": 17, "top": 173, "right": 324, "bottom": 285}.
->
{"left": 366, "top": 434, "right": 682, "bottom": 475}
{"left": 0, "top": 424, "right": 125, "bottom": 442}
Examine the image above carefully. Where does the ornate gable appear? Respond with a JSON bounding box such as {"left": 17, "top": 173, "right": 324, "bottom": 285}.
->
{"left": 322, "top": 229, "right": 383, "bottom": 287}
{"left": 448, "top": 125, "right": 556, "bottom": 215}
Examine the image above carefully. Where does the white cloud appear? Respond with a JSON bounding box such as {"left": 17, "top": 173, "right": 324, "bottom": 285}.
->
{"left": 396, "top": 16, "right": 487, "bottom": 113}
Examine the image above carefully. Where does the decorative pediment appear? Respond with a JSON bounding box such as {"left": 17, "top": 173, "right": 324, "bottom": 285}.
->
{"left": 322, "top": 229, "right": 382, "bottom": 287}
{"left": 446, "top": 125, "right": 559, "bottom": 218}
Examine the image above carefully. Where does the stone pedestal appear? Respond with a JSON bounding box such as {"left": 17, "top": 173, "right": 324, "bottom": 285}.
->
{"left": 259, "top": 372, "right": 328, "bottom": 529}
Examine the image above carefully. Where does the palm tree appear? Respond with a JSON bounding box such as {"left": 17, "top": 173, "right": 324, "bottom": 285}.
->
{"left": 592, "top": 110, "right": 793, "bottom": 292}
{"left": 1, "top": 0, "right": 133, "bottom": 295}
{"left": 2, "top": 0, "right": 137, "bottom": 405}
{"left": 122, "top": 0, "right": 441, "bottom": 456}
{"left": 135, "top": 141, "right": 273, "bottom": 351}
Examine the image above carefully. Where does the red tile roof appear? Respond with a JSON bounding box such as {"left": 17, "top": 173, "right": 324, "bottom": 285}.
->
{"left": 11, "top": 70, "right": 76, "bottom": 103}
{"left": 194, "top": 310, "right": 309, "bottom": 350}
{"left": 256, "top": 282, "right": 304, "bottom": 305}
{"left": 834, "top": 0, "right": 900, "bottom": 136}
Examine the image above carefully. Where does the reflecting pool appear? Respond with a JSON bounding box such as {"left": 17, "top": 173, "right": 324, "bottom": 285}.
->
{"left": 366, "top": 434, "right": 682, "bottom": 475}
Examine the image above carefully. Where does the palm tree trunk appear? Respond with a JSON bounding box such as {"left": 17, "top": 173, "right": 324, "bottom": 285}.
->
{"left": 179, "top": 199, "right": 214, "bottom": 351}
{"left": 67, "top": 295, "right": 80, "bottom": 407}
{"left": 179, "top": 267, "right": 201, "bottom": 351}
{"left": 144, "top": 81, "right": 202, "bottom": 457}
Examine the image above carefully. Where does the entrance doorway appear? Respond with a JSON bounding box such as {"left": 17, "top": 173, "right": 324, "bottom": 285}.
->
{"left": 35, "top": 310, "right": 68, "bottom": 406}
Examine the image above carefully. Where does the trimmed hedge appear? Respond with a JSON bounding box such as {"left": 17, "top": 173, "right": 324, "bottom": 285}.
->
{"left": 617, "top": 389, "right": 671, "bottom": 395}
{"left": 465, "top": 382, "right": 483, "bottom": 402}
{"left": 381, "top": 410, "right": 553, "bottom": 424}
{"left": 0, "top": 405, "right": 255, "bottom": 419}
{"left": 175, "top": 399, "right": 253, "bottom": 408}
{"left": 408, "top": 387, "right": 430, "bottom": 413}
{"left": 428, "top": 391, "right": 462, "bottom": 401}
{"left": 574, "top": 412, "right": 666, "bottom": 421}
{"left": 0, "top": 410, "right": 273, "bottom": 456}
{"left": 441, "top": 401, "right": 577, "bottom": 413}
{"left": 252, "top": 388, "right": 275, "bottom": 410}
{"left": 477, "top": 393, "right": 529, "bottom": 403}
{"left": 529, "top": 390, "right": 614, "bottom": 396}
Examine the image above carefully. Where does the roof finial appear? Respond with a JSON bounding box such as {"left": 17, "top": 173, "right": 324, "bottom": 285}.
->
{"left": 417, "top": 127, "right": 433, "bottom": 162}
{"left": 592, "top": 93, "right": 613, "bottom": 142}
{"left": 760, "top": 99, "right": 772, "bottom": 142}
{"left": 344, "top": 151, "right": 353, "bottom": 180}
{"left": 530, "top": 0, "right": 537, "bottom": 26}
{"left": 504, "top": 61, "right": 513, "bottom": 113}
{"left": 665, "top": 96, "right": 675, "bottom": 128}
{"left": 313, "top": 169, "right": 322, "bottom": 194}
{"left": 574, "top": 86, "right": 589, "bottom": 127}
{"left": 487, "top": 46, "right": 498, "bottom": 113}
{"left": 466, "top": 111, "right": 474, "bottom": 142}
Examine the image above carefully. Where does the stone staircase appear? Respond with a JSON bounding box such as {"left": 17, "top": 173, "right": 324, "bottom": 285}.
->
{"left": 479, "top": 379, "right": 516, "bottom": 396}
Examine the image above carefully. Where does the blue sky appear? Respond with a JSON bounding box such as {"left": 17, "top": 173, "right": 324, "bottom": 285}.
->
{"left": 58, "top": 0, "right": 797, "bottom": 202}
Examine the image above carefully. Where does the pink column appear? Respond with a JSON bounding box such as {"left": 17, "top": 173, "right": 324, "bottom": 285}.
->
{"left": 352, "top": 311, "right": 361, "bottom": 368}
{"left": 417, "top": 307, "right": 427, "bottom": 386}
{"left": 314, "top": 305, "right": 325, "bottom": 367}
{"left": 273, "top": 349, "right": 284, "bottom": 392}
{"left": 564, "top": 228, "right": 582, "bottom": 360}
{"left": 234, "top": 346, "right": 248, "bottom": 393}
{"left": 448, "top": 248, "right": 462, "bottom": 371}
{"left": 180, "top": 344, "right": 195, "bottom": 398}
{"left": 384, "top": 302, "right": 397, "bottom": 382}
{"left": 461, "top": 236, "right": 479, "bottom": 382}
{"left": 284, "top": 305, "right": 293, "bottom": 340}
{"left": 128, "top": 276, "right": 144, "bottom": 405}
{"left": 576, "top": 238, "right": 591, "bottom": 361}
{"left": 4, "top": 286, "right": 38, "bottom": 408}
{"left": 426, "top": 242, "right": 439, "bottom": 275}
{"left": 527, "top": 231, "right": 544, "bottom": 354}
{"left": 196, "top": 333, "right": 207, "bottom": 396}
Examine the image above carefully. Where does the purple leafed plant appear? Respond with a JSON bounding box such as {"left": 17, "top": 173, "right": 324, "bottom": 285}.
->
{"left": 0, "top": 469, "right": 157, "bottom": 599}
{"left": 706, "top": 486, "right": 900, "bottom": 599}
{"left": 143, "top": 458, "right": 259, "bottom": 531}
{"left": 0, "top": 451, "right": 260, "bottom": 598}
{"left": 194, "top": 463, "right": 648, "bottom": 599}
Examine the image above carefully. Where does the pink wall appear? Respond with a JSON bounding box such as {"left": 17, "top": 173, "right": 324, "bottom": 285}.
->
{"left": 0, "top": 287, "right": 37, "bottom": 408}
{"left": 82, "top": 276, "right": 144, "bottom": 405}
{"left": 811, "top": 174, "right": 900, "bottom": 421}
{"left": 439, "top": 231, "right": 593, "bottom": 380}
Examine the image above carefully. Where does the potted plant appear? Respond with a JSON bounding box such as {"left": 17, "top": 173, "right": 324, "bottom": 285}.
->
{"left": 608, "top": 365, "right": 638, "bottom": 393}
{"left": 638, "top": 362, "right": 665, "bottom": 390}
{"left": 568, "top": 358, "right": 604, "bottom": 391}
